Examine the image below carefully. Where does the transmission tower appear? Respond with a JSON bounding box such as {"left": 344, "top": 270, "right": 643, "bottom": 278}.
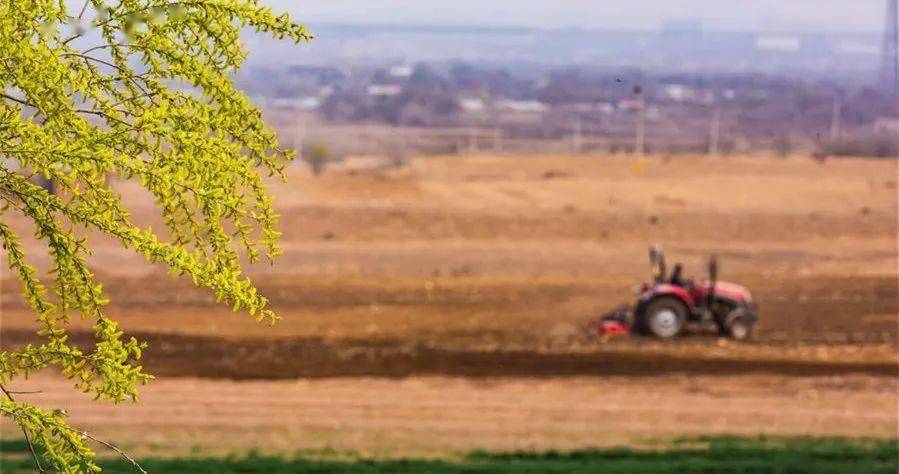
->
{"left": 882, "top": 0, "right": 899, "bottom": 113}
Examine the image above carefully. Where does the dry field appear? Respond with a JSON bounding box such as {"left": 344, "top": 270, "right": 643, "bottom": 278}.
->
{"left": 2, "top": 373, "right": 896, "bottom": 458}
{"left": 1, "top": 153, "right": 897, "bottom": 454}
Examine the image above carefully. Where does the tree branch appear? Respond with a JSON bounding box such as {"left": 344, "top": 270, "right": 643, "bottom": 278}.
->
{"left": 0, "top": 383, "right": 46, "bottom": 473}
{"left": 79, "top": 430, "right": 147, "bottom": 474}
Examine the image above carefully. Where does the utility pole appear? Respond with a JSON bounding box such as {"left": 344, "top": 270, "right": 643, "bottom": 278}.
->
{"left": 571, "top": 116, "right": 583, "bottom": 154}
{"left": 399, "top": 114, "right": 408, "bottom": 161}
{"left": 708, "top": 107, "right": 721, "bottom": 156}
{"left": 294, "top": 111, "right": 307, "bottom": 171}
{"left": 883, "top": 0, "right": 899, "bottom": 114}
{"left": 634, "top": 85, "right": 645, "bottom": 156}
{"left": 493, "top": 128, "right": 504, "bottom": 154}
{"left": 830, "top": 94, "right": 843, "bottom": 141}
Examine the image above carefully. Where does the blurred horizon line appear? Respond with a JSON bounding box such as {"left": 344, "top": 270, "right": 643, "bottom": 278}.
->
{"left": 297, "top": 20, "right": 884, "bottom": 37}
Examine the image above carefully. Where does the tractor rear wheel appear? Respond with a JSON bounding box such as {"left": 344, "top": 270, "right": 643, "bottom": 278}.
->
{"left": 639, "top": 297, "right": 687, "bottom": 339}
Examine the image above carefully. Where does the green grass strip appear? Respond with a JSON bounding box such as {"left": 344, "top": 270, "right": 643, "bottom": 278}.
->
{"left": 1, "top": 435, "right": 896, "bottom": 473}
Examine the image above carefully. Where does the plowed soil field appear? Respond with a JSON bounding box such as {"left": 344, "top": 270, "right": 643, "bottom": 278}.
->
{"left": 2, "top": 154, "right": 896, "bottom": 454}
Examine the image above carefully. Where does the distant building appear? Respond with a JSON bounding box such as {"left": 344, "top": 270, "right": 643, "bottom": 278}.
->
{"left": 872, "top": 117, "right": 899, "bottom": 135}
{"left": 297, "top": 97, "right": 321, "bottom": 111}
{"left": 367, "top": 84, "right": 403, "bottom": 97}
{"left": 389, "top": 65, "right": 414, "bottom": 79}
{"left": 495, "top": 100, "right": 548, "bottom": 114}
{"left": 458, "top": 97, "right": 486, "bottom": 113}
{"left": 662, "top": 84, "right": 698, "bottom": 102}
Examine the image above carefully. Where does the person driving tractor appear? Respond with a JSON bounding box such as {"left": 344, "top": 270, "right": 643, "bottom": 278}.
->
{"left": 669, "top": 263, "right": 685, "bottom": 286}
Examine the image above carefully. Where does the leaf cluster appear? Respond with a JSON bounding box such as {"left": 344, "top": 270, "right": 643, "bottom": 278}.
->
{"left": 0, "top": 1, "right": 310, "bottom": 470}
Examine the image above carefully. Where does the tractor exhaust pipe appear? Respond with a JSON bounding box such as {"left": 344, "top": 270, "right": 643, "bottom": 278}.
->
{"left": 707, "top": 255, "right": 719, "bottom": 308}
{"left": 650, "top": 244, "right": 667, "bottom": 284}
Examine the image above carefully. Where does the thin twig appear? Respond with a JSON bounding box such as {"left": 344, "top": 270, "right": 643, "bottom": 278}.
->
{"left": 0, "top": 381, "right": 146, "bottom": 473}
{"left": 0, "top": 92, "right": 131, "bottom": 127}
{"left": 0, "top": 383, "right": 46, "bottom": 473}
{"left": 77, "top": 0, "right": 91, "bottom": 20}
{"left": 78, "top": 430, "right": 147, "bottom": 474}
{"left": 0, "top": 92, "right": 33, "bottom": 109}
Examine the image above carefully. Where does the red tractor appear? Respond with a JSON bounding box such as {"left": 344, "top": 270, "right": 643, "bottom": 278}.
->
{"left": 595, "top": 245, "right": 758, "bottom": 340}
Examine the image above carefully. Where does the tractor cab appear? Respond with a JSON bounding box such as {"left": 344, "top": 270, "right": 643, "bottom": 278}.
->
{"left": 648, "top": 244, "right": 694, "bottom": 290}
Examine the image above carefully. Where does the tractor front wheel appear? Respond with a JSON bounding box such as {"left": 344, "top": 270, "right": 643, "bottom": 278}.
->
{"left": 723, "top": 308, "right": 755, "bottom": 341}
{"left": 638, "top": 297, "right": 687, "bottom": 339}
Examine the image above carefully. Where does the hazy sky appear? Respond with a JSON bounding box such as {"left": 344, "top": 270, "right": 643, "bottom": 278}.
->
{"left": 267, "top": 0, "right": 886, "bottom": 33}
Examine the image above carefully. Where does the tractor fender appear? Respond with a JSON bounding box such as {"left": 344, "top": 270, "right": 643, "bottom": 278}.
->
{"left": 638, "top": 284, "right": 692, "bottom": 308}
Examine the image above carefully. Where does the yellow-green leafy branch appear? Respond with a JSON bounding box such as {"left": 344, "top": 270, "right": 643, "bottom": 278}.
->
{"left": 0, "top": 0, "right": 310, "bottom": 471}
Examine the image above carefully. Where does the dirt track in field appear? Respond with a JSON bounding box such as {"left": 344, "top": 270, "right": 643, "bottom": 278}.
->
{"left": 2, "top": 328, "right": 896, "bottom": 380}
{"left": 2, "top": 270, "right": 896, "bottom": 379}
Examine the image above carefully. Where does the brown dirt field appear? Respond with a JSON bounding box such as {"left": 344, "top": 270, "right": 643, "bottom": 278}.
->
{"left": 3, "top": 155, "right": 896, "bottom": 375}
{"left": 1, "top": 154, "right": 896, "bottom": 452}
{"left": 1, "top": 373, "right": 896, "bottom": 458}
